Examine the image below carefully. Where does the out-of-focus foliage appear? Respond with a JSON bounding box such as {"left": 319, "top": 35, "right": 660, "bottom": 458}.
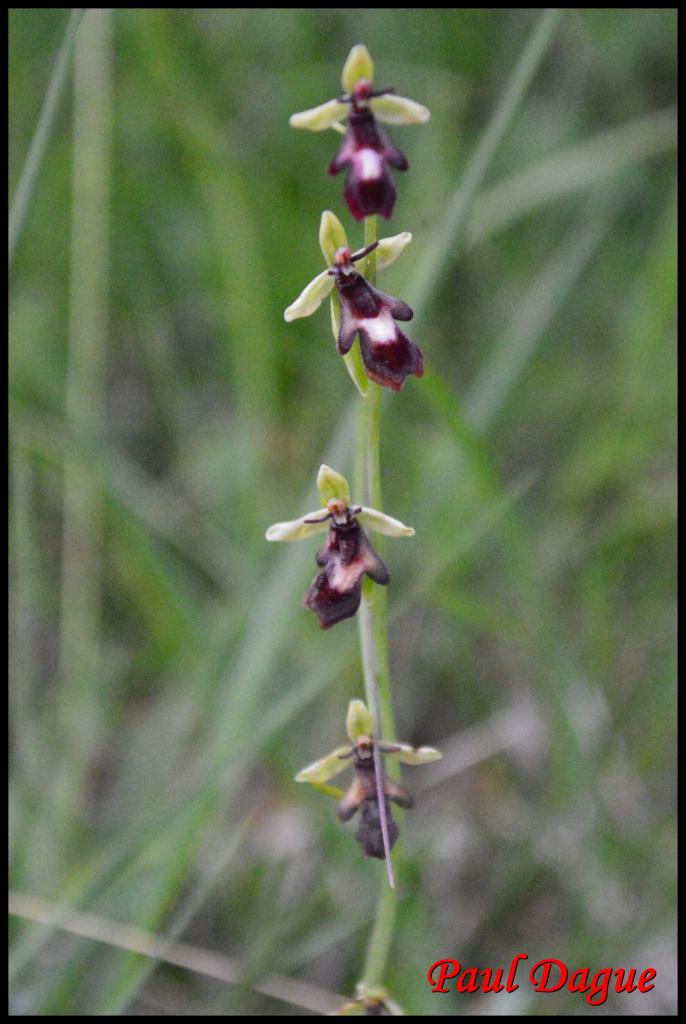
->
{"left": 9, "top": 8, "right": 676, "bottom": 1016}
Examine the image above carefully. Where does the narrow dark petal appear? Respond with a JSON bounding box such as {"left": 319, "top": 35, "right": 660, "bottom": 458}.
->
{"left": 358, "top": 323, "right": 424, "bottom": 393}
{"left": 350, "top": 240, "right": 380, "bottom": 263}
{"left": 384, "top": 141, "right": 409, "bottom": 170}
{"left": 329, "top": 137, "right": 353, "bottom": 175}
{"left": 375, "top": 288, "right": 414, "bottom": 321}
{"left": 357, "top": 527, "right": 390, "bottom": 584}
{"left": 355, "top": 797, "right": 399, "bottom": 859}
{"left": 385, "top": 777, "right": 414, "bottom": 809}
{"left": 337, "top": 776, "right": 366, "bottom": 821}
{"left": 337, "top": 302, "right": 359, "bottom": 355}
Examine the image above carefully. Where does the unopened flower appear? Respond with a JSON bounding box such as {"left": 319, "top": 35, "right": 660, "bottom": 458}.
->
{"left": 266, "top": 465, "right": 414, "bottom": 629}
{"left": 284, "top": 212, "right": 423, "bottom": 393}
{"left": 296, "top": 699, "right": 441, "bottom": 859}
{"left": 290, "top": 45, "right": 430, "bottom": 221}
{"left": 334, "top": 984, "right": 404, "bottom": 1016}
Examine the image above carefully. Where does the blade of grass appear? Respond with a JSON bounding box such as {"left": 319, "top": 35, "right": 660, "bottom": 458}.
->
{"left": 464, "top": 190, "right": 621, "bottom": 431}
{"left": 9, "top": 891, "right": 343, "bottom": 1015}
{"left": 80, "top": 815, "right": 255, "bottom": 1014}
{"left": 53, "top": 8, "right": 112, "bottom": 858}
{"left": 9, "top": 9, "right": 85, "bottom": 267}
{"left": 467, "top": 106, "right": 677, "bottom": 250}
{"left": 130, "top": 10, "right": 280, "bottom": 425}
{"left": 409, "top": 7, "right": 563, "bottom": 314}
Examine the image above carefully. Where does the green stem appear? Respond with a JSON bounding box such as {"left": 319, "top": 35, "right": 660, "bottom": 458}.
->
{"left": 353, "top": 215, "right": 399, "bottom": 988}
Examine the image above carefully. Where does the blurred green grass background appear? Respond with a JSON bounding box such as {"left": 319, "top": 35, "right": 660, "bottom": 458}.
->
{"left": 9, "top": 8, "right": 677, "bottom": 1016}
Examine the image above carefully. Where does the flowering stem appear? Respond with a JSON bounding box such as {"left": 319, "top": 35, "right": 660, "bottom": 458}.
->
{"left": 355, "top": 216, "right": 395, "bottom": 748}
{"left": 354, "top": 214, "right": 400, "bottom": 984}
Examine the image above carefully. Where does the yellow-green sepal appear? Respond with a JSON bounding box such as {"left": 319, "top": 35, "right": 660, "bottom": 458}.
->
{"left": 346, "top": 699, "right": 375, "bottom": 742}
{"left": 357, "top": 506, "right": 415, "bottom": 537}
{"left": 382, "top": 742, "right": 442, "bottom": 765}
{"left": 319, "top": 210, "right": 348, "bottom": 266}
{"left": 343, "top": 346, "right": 369, "bottom": 397}
{"left": 265, "top": 511, "right": 329, "bottom": 542}
{"left": 289, "top": 98, "right": 349, "bottom": 131}
{"left": 376, "top": 231, "right": 413, "bottom": 271}
{"left": 284, "top": 269, "right": 335, "bottom": 322}
{"left": 316, "top": 464, "right": 350, "bottom": 507}
{"left": 370, "top": 93, "right": 431, "bottom": 125}
{"left": 295, "top": 746, "right": 352, "bottom": 784}
{"left": 342, "top": 44, "right": 374, "bottom": 93}
{"left": 309, "top": 781, "right": 345, "bottom": 800}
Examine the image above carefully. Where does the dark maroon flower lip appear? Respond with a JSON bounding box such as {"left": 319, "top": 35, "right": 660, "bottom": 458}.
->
{"left": 329, "top": 247, "right": 424, "bottom": 392}
{"left": 355, "top": 798, "right": 399, "bottom": 859}
{"left": 329, "top": 104, "right": 409, "bottom": 222}
{"left": 336, "top": 739, "right": 413, "bottom": 859}
{"left": 303, "top": 512, "right": 389, "bottom": 629}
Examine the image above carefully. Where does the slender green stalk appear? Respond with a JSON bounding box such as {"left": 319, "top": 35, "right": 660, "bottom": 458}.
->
{"left": 355, "top": 216, "right": 395, "bottom": 742}
{"left": 361, "top": 881, "right": 398, "bottom": 991}
{"left": 354, "top": 215, "right": 396, "bottom": 751}
{"left": 353, "top": 214, "right": 400, "bottom": 982}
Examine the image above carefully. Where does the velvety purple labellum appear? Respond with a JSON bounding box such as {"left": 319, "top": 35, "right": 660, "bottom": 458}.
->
{"left": 303, "top": 518, "right": 389, "bottom": 629}
{"left": 334, "top": 269, "right": 424, "bottom": 392}
{"left": 335, "top": 744, "right": 413, "bottom": 859}
{"left": 329, "top": 108, "right": 408, "bottom": 221}
{"left": 356, "top": 797, "right": 399, "bottom": 860}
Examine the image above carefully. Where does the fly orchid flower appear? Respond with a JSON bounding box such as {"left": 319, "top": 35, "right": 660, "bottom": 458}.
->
{"left": 295, "top": 699, "right": 441, "bottom": 860}
{"left": 284, "top": 211, "right": 423, "bottom": 393}
{"left": 290, "top": 44, "right": 430, "bottom": 221}
{"left": 266, "top": 465, "right": 414, "bottom": 629}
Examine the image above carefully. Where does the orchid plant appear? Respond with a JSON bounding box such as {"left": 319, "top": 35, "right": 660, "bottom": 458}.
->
{"left": 268, "top": 44, "right": 440, "bottom": 1012}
